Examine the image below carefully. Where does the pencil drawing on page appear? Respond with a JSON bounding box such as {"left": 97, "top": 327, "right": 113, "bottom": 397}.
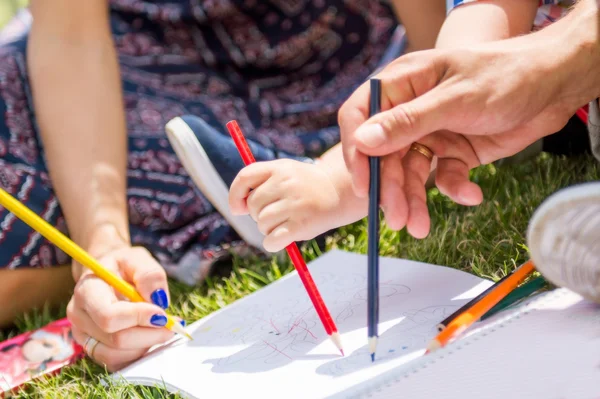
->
{"left": 116, "top": 250, "right": 496, "bottom": 399}
{"left": 198, "top": 271, "right": 457, "bottom": 374}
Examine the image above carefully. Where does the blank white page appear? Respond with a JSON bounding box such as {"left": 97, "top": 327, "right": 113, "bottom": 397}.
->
{"left": 114, "top": 250, "right": 493, "bottom": 399}
{"left": 341, "top": 288, "right": 600, "bottom": 399}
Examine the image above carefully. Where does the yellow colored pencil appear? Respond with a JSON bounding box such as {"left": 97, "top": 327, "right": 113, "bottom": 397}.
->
{"left": 0, "top": 187, "right": 191, "bottom": 340}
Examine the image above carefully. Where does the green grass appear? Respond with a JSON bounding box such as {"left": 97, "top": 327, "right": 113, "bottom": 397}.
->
{"left": 3, "top": 152, "right": 598, "bottom": 397}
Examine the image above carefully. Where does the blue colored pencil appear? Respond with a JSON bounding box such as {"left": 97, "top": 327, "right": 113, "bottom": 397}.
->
{"left": 367, "top": 78, "right": 381, "bottom": 362}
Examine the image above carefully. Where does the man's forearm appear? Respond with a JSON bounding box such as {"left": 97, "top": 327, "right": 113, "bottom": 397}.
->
{"left": 28, "top": 4, "right": 130, "bottom": 254}
{"left": 535, "top": 0, "right": 600, "bottom": 110}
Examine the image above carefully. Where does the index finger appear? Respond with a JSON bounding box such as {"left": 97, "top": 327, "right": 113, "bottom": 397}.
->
{"left": 338, "top": 80, "right": 371, "bottom": 198}
{"left": 229, "top": 162, "right": 275, "bottom": 215}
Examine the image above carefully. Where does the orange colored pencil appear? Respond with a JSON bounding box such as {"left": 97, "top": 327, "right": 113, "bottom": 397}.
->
{"left": 426, "top": 260, "right": 536, "bottom": 353}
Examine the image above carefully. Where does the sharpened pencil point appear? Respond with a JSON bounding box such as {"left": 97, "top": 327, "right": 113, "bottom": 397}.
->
{"left": 368, "top": 336, "right": 378, "bottom": 362}
{"left": 330, "top": 332, "right": 344, "bottom": 356}
{"left": 425, "top": 339, "right": 441, "bottom": 354}
{"left": 170, "top": 319, "right": 193, "bottom": 340}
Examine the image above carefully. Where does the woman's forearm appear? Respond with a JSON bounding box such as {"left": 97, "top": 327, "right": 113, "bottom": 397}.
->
{"left": 436, "top": 0, "right": 539, "bottom": 48}
{"left": 28, "top": 2, "right": 129, "bottom": 259}
{"left": 391, "top": 0, "right": 447, "bottom": 51}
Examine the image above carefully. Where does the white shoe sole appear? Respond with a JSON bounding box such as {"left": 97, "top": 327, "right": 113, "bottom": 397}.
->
{"left": 165, "top": 117, "right": 267, "bottom": 253}
{"left": 526, "top": 182, "right": 600, "bottom": 302}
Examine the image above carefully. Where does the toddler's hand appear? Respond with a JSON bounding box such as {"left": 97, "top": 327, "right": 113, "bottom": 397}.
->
{"left": 229, "top": 159, "right": 341, "bottom": 252}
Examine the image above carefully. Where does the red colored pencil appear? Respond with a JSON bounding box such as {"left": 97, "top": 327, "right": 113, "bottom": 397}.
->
{"left": 576, "top": 106, "right": 588, "bottom": 125}
{"left": 226, "top": 120, "right": 344, "bottom": 356}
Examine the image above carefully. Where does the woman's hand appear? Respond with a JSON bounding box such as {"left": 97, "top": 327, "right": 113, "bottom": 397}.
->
{"left": 338, "top": 0, "right": 600, "bottom": 238}
{"left": 67, "top": 231, "right": 178, "bottom": 372}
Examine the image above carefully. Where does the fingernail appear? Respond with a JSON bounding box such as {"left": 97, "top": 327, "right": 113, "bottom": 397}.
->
{"left": 356, "top": 124, "right": 386, "bottom": 148}
{"left": 150, "top": 314, "right": 167, "bottom": 327}
{"left": 151, "top": 289, "right": 169, "bottom": 309}
{"left": 180, "top": 320, "right": 186, "bottom": 327}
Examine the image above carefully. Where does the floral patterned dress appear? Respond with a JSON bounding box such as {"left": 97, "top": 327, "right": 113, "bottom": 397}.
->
{"left": 0, "top": 1, "right": 402, "bottom": 285}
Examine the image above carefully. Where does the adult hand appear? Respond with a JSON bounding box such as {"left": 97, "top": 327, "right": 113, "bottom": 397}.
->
{"left": 339, "top": 6, "right": 599, "bottom": 238}
{"left": 67, "top": 242, "right": 177, "bottom": 372}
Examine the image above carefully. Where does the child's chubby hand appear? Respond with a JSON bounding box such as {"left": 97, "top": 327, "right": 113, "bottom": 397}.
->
{"left": 229, "top": 159, "right": 341, "bottom": 252}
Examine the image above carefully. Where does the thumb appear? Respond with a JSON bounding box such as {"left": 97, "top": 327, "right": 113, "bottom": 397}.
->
{"left": 353, "top": 87, "right": 453, "bottom": 157}
{"left": 118, "top": 247, "right": 171, "bottom": 310}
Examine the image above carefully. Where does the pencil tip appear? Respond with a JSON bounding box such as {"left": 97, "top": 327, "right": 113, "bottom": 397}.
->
{"left": 425, "top": 339, "right": 440, "bottom": 354}
{"left": 170, "top": 319, "right": 193, "bottom": 340}
{"left": 368, "top": 336, "right": 378, "bottom": 355}
{"left": 330, "top": 332, "right": 344, "bottom": 355}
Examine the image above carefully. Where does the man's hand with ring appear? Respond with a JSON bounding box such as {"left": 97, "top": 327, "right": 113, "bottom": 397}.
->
{"left": 338, "top": 3, "right": 600, "bottom": 238}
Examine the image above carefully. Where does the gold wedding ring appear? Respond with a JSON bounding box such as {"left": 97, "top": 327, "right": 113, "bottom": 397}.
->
{"left": 409, "top": 142, "right": 434, "bottom": 161}
{"left": 84, "top": 336, "right": 100, "bottom": 361}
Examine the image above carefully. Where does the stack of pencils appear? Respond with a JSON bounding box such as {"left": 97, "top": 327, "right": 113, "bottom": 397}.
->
{"left": 426, "top": 260, "right": 541, "bottom": 352}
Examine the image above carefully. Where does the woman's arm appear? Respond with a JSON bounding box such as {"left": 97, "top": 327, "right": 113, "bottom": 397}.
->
{"left": 28, "top": 0, "right": 129, "bottom": 275}
{"left": 436, "top": 0, "right": 539, "bottom": 48}
{"left": 390, "top": 0, "right": 447, "bottom": 51}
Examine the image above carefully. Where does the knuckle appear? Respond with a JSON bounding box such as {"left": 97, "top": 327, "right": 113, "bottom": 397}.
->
{"left": 234, "top": 169, "right": 255, "bottom": 189}
{"left": 389, "top": 105, "right": 418, "bottom": 134}
{"left": 130, "top": 246, "right": 151, "bottom": 260}
{"left": 66, "top": 300, "right": 77, "bottom": 321}
{"left": 240, "top": 163, "right": 264, "bottom": 181}
{"left": 257, "top": 219, "right": 269, "bottom": 235}
{"left": 73, "top": 283, "right": 87, "bottom": 304}
{"left": 337, "top": 104, "right": 351, "bottom": 133}
{"left": 257, "top": 205, "right": 274, "bottom": 221}
{"left": 246, "top": 189, "right": 257, "bottom": 206}
{"left": 137, "top": 268, "right": 167, "bottom": 286}
{"left": 108, "top": 331, "right": 127, "bottom": 350}
{"left": 237, "top": 166, "right": 253, "bottom": 182}
{"left": 280, "top": 176, "right": 296, "bottom": 191}
{"left": 95, "top": 310, "right": 117, "bottom": 333}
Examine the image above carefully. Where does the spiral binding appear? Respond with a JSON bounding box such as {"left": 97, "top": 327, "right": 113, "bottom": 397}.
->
{"left": 336, "top": 289, "right": 568, "bottom": 399}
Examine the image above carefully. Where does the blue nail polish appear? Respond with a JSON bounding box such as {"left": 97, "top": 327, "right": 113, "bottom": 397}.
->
{"left": 180, "top": 320, "right": 186, "bottom": 327}
{"left": 150, "top": 314, "right": 167, "bottom": 326}
{"left": 151, "top": 289, "right": 169, "bottom": 309}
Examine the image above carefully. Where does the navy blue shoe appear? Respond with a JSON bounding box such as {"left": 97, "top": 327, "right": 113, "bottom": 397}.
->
{"left": 165, "top": 115, "right": 312, "bottom": 252}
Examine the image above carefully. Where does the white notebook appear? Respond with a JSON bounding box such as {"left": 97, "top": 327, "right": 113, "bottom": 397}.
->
{"left": 332, "top": 287, "right": 600, "bottom": 398}
{"left": 112, "top": 250, "right": 494, "bottom": 397}
{"left": 113, "top": 251, "right": 600, "bottom": 398}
